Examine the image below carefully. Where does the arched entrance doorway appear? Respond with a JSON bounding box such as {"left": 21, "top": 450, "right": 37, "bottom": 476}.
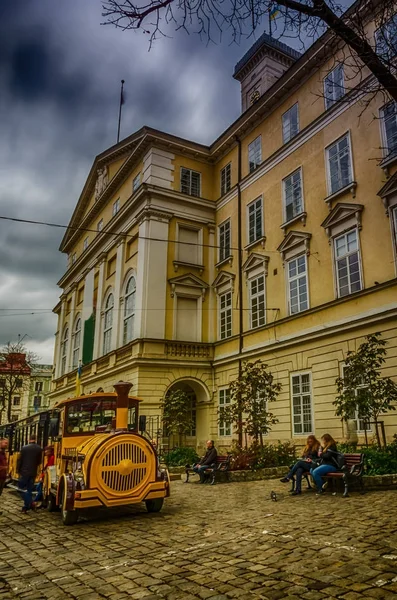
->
{"left": 163, "top": 378, "right": 211, "bottom": 450}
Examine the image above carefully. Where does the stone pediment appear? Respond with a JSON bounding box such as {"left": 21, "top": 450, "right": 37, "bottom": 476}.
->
{"left": 378, "top": 170, "right": 397, "bottom": 213}
{"left": 169, "top": 273, "right": 208, "bottom": 299}
{"left": 277, "top": 231, "right": 311, "bottom": 261}
{"left": 242, "top": 252, "right": 269, "bottom": 277}
{"left": 212, "top": 271, "right": 236, "bottom": 294}
{"left": 321, "top": 202, "right": 364, "bottom": 239}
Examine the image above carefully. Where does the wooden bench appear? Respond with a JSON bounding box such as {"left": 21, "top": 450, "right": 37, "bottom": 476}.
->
{"left": 185, "top": 455, "right": 232, "bottom": 485}
{"left": 291, "top": 453, "right": 365, "bottom": 497}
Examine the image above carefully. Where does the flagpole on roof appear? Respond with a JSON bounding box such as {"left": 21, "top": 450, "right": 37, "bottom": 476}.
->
{"left": 117, "top": 79, "right": 125, "bottom": 144}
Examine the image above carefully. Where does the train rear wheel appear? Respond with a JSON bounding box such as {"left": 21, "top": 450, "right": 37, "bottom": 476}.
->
{"left": 145, "top": 498, "right": 164, "bottom": 513}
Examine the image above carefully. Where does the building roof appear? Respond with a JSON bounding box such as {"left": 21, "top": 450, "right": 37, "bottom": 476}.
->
{"left": 233, "top": 32, "right": 301, "bottom": 79}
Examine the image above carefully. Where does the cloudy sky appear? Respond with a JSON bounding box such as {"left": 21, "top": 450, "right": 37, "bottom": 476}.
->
{"left": 0, "top": 0, "right": 352, "bottom": 364}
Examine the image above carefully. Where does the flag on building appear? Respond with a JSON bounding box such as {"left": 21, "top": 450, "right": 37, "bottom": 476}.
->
{"left": 270, "top": 5, "right": 280, "bottom": 20}
{"left": 76, "top": 363, "right": 82, "bottom": 397}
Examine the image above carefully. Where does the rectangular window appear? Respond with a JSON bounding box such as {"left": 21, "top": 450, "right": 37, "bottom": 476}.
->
{"left": 133, "top": 173, "right": 141, "bottom": 192}
{"left": 219, "top": 220, "right": 231, "bottom": 263}
{"left": 326, "top": 133, "right": 353, "bottom": 195}
{"left": 16, "top": 379, "right": 22, "bottom": 388}
{"left": 83, "top": 237, "right": 89, "bottom": 251}
{"left": 342, "top": 367, "right": 371, "bottom": 433}
{"left": 97, "top": 219, "right": 103, "bottom": 233}
{"left": 381, "top": 102, "right": 397, "bottom": 157}
{"left": 72, "top": 253, "right": 76, "bottom": 265}
{"left": 334, "top": 229, "right": 362, "bottom": 297}
{"left": 219, "top": 389, "right": 232, "bottom": 436}
{"left": 291, "top": 373, "right": 313, "bottom": 435}
{"left": 248, "top": 197, "right": 263, "bottom": 244}
{"left": 219, "top": 291, "right": 232, "bottom": 340}
{"left": 282, "top": 104, "right": 299, "bottom": 144}
{"left": 177, "top": 226, "right": 200, "bottom": 265}
{"left": 220, "top": 163, "right": 231, "bottom": 196}
{"left": 287, "top": 255, "right": 309, "bottom": 314}
{"left": 35, "top": 381, "right": 43, "bottom": 392}
{"left": 375, "top": 15, "right": 397, "bottom": 60}
{"left": 33, "top": 396, "right": 41, "bottom": 409}
{"left": 324, "top": 64, "right": 345, "bottom": 109}
{"left": 112, "top": 198, "right": 120, "bottom": 216}
{"left": 283, "top": 168, "right": 303, "bottom": 222}
{"left": 181, "top": 168, "right": 201, "bottom": 197}
{"left": 248, "top": 136, "right": 262, "bottom": 172}
{"left": 250, "top": 275, "right": 266, "bottom": 328}
{"left": 176, "top": 297, "right": 198, "bottom": 342}
{"left": 13, "top": 396, "right": 20, "bottom": 406}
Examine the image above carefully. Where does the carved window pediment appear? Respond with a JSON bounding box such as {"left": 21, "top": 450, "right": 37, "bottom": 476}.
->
{"left": 277, "top": 231, "right": 311, "bottom": 262}
{"left": 169, "top": 273, "right": 208, "bottom": 299}
{"left": 242, "top": 252, "right": 269, "bottom": 279}
{"left": 212, "top": 271, "right": 235, "bottom": 295}
{"left": 378, "top": 170, "right": 397, "bottom": 214}
{"left": 321, "top": 202, "right": 364, "bottom": 239}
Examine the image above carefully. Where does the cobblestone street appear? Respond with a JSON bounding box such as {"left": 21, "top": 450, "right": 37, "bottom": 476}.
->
{"left": 1, "top": 480, "right": 397, "bottom": 600}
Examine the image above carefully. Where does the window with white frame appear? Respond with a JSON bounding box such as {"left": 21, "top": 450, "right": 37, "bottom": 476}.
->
{"left": 97, "top": 219, "right": 103, "bottom": 233}
{"left": 123, "top": 276, "right": 136, "bottom": 345}
{"left": 291, "top": 373, "right": 313, "bottom": 435}
{"left": 83, "top": 237, "right": 89, "bottom": 251}
{"left": 341, "top": 365, "right": 371, "bottom": 433}
{"left": 287, "top": 255, "right": 309, "bottom": 314}
{"left": 248, "top": 197, "right": 263, "bottom": 245}
{"left": 375, "top": 14, "right": 397, "bottom": 60}
{"left": 324, "top": 64, "right": 345, "bottom": 109}
{"left": 334, "top": 229, "right": 362, "bottom": 297}
{"left": 35, "top": 381, "right": 43, "bottom": 392}
{"left": 61, "top": 327, "right": 69, "bottom": 376}
{"left": 381, "top": 102, "right": 397, "bottom": 157}
{"left": 221, "top": 163, "right": 231, "bottom": 196}
{"left": 248, "top": 136, "right": 262, "bottom": 172}
{"left": 219, "top": 291, "right": 232, "bottom": 340}
{"left": 112, "top": 198, "right": 120, "bottom": 216}
{"left": 72, "top": 317, "right": 81, "bottom": 369}
{"left": 219, "top": 220, "right": 231, "bottom": 263}
{"left": 133, "top": 173, "right": 141, "bottom": 192}
{"left": 176, "top": 296, "right": 199, "bottom": 342}
{"left": 249, "top": 275, "right": 266, "bottom": 328}
{"left": 326, "top": 133, "right": 353, "bottom": 195}
{"left": 282, "top": 103, "right": 299, "bottom": 144}
{"left": 283, "top": 168, "right": 303, "bottom": 222}
{"left": 181, "top": 167, "right": 201, "bottom": 197}
{"left": 13, "top": 396, "right": 20, "bottom": 406}
{"left": 103, "top": 294, "right": 114, "bottom": 355}
{"left": 219, "top": 388, "right": 232, "bottom": 436}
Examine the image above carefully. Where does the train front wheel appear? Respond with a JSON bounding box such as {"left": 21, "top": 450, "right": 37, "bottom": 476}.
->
{"left": 145, "top": 498, "right": 164, "bottom": 513}
{"left": 61, "top": 487, "right": 79, "bottom": 526}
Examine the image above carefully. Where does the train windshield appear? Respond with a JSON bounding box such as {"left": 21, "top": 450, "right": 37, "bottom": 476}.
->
{"left": 65, "top": 397, "right": 136, "bottom": 434}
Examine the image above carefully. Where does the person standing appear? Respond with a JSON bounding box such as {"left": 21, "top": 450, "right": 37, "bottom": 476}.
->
{"left": 17, "top": 435, "right": 42, "bottom": 513}
{"left": 192, "top": 440, "right": 217, "bottom": 483}
{"left": 0, "top": 438, "right": 9, "bottom": 514}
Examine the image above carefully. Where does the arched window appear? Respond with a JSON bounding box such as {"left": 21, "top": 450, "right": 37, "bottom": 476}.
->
{"left": 72, "top": 317, "right": 81, "bottom": 369}
{"left": 103, "top": 293, "right": 114, "bottom": 355}
{"left": 123, "top": 276, "right": 136, "bottom": 344}
{"left": 61, "top": 327, "right": 69, "bottom": 375}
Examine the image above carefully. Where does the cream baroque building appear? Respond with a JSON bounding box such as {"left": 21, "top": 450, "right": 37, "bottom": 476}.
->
{"left": 50, "top": 1, "right": 397, "bottom": 449}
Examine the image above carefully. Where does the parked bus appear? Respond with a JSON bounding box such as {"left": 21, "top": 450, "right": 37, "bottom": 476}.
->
{"left": 0, "top": 381, "right": 170, "bottom": 525}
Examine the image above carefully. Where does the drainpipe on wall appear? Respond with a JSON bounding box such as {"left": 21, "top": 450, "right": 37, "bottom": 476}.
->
{"left": 236, "top": 135, "right": 244, "bottom": 447}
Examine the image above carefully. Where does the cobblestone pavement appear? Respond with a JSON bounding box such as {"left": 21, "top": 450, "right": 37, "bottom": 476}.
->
{"left": 1, "top": 480, "right": 397, "bottom": 600}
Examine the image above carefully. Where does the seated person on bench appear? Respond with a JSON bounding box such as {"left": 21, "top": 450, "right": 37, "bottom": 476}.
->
{"left": 280, "top": 435, "right": 321, "bottom": 495}
{"left": 193, "top": 440, "right": 217, "bottom": 483}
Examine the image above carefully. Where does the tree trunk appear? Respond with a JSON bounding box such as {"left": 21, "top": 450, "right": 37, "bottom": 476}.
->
{"left": 7, "top": 393, "right": 12, "bottom": 423}
{"left": 374, "top": 417, "right": 382, "bottom": 447}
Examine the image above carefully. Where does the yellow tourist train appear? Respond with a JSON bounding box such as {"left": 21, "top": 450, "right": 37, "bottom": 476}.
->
{"left": 0, "top": 381, "right": 170, "bottom": 525}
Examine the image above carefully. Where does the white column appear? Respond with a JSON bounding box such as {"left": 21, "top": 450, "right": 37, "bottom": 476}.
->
{"left": 80, "top": 268, "right": 95, "bottom": 365}
{"left": 207, "top": 225, "right": 216, "bottom": 343}
{"left": 66, "top": 285, "right": 77, "bottom": 371}
{"left": 135, "top": 210, "right": 170, "bottom": 339}
{"left": 93, "top": 256, "right": 107, "bottom": 360}
{"left": 55, "top": 296, "right": 66, "bottom": 379}
{"left": 112, "top": 236, "right": 126, "bottom": 350}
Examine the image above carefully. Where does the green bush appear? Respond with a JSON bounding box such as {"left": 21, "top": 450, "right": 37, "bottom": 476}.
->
{"left": 339, "top": 436, "right": 397, "bottom": 475}
{"left": 230, "top": 441, "right": 297, "bottom": 471}
{"left": 163, "top": 447, "right": 199, "bottom": 467}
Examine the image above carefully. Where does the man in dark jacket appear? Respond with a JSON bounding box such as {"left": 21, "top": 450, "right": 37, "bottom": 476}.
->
{"left": 193, "top": 440, "right": 217, "bottom": 483}
{"left": 17, "top": 435, "right": 42, "bottom": 513}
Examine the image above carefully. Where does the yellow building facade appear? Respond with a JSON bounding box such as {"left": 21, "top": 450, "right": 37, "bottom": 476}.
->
{"left": 50, "top": 10, "right": 397, "bottom": 450}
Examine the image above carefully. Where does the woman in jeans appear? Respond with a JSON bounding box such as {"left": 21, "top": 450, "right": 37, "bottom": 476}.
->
{"left": 311, "top": 433, "right": 338, "bottom": 495}
{"left": 280, "top": 435, "right": 321, "bottom": 495}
